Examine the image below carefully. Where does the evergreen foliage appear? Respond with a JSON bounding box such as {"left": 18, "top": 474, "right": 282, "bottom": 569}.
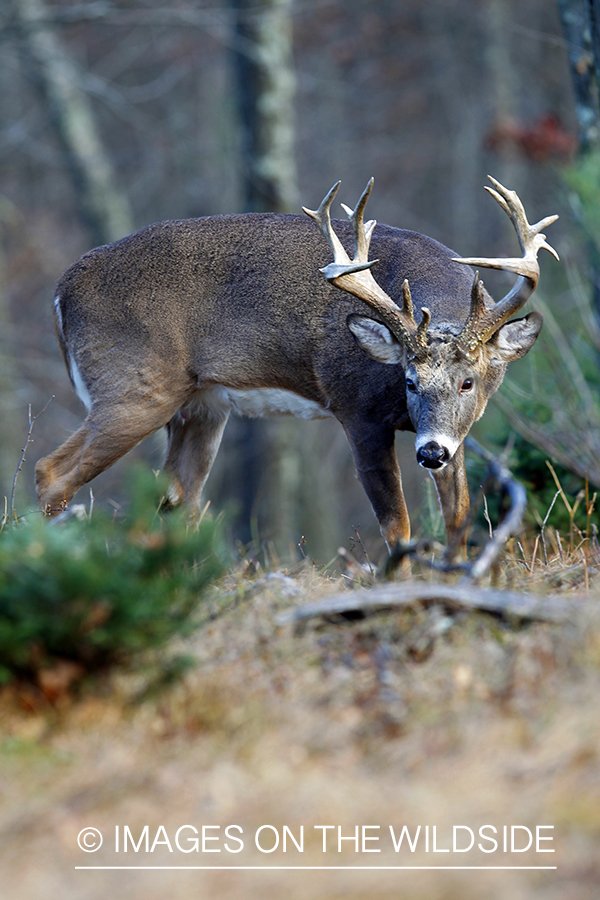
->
{"left": 0, "top": 474, "right": 226, "bottom": 685}
{"left": 506, "top": 436, "right": 587, "bottom": 531}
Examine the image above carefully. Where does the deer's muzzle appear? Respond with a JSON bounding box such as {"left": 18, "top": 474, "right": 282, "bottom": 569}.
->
{"left": 417, "top": 441, "right": 451, "bottom": 469}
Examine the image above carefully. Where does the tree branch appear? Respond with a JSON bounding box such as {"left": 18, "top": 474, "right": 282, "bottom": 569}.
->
{"left": 276, "top": 581, "right": 580, "bottom": 627}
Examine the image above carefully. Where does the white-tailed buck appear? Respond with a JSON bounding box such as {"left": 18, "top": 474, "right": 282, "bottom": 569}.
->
{"left": 36, "top": 177, "right": 558, "bottom": 552}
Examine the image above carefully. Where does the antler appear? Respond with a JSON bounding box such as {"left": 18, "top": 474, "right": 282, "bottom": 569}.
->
{"left": 303, "top": 179, "right": 430, "bottom": 356}
{"left": 453, "top": 176, "right": 559, "bottom": 355}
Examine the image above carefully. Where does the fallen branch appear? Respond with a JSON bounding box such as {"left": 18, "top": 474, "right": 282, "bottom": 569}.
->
{"left": 276, "top": 581, "right": 583, "bottom": 627}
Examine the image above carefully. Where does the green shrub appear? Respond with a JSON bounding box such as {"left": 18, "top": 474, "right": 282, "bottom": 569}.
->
{"left": 505, "top": 436, "right": 588, "bottom": 532}
{"left": 0, "top": 473, "right": 226, "bottom": 685}
{"left": 466, "top": 434, "right": 591, "bottom": 538}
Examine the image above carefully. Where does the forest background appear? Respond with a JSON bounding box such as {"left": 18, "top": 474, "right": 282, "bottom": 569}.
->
{"left": 3, "top": 6, "right": 600, "bottom": 900}
{"left": 1, "top": 0, "right": 598, "bottom": 563}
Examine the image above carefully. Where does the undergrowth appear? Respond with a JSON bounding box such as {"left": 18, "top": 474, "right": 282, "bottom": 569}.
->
{"left": 0, "top": 472, "right": 226, "bottom": 687}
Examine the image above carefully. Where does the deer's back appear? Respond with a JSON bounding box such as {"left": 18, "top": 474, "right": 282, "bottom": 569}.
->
{"left": 55, "top": 213, "right": 476, "bottom": 400}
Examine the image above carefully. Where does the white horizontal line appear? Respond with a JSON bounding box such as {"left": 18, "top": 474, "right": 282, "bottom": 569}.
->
{"left": 75, "top": 866, "right": 558, "bottom": 871}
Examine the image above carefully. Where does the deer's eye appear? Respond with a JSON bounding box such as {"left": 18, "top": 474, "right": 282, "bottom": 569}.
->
{"left": 406, "top": 378, "right": 417, "bottom": 393}
{"left": 460, "top": 378, "right": 474, "bottom": 393}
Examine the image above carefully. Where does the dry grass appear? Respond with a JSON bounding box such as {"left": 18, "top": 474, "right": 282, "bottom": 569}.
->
{"left": 0, "top": 536, "right": 599, "bottom": 900}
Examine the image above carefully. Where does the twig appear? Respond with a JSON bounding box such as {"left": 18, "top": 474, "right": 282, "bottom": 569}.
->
{"left": 337, "top": 547, "right": 376, "bottom": 584}
{"left": 530, "top": 535, "right": 540, "bottom": 575}
{"left": 546, "top": 459, "right": 572, "bottom": 509}
{"left": 276, "top": 582, "right": 580, "bottom": 627}
{"left": 10, "top": 397, "right": 54, "bottom": 521}
{"left": 482, "top": 493, "right": 493, "bottom": 539}
{"left": 384, "top": 538, "right": 467, "bottom": 576}
{"left": 556, "top": 530, "right": 565, "bottom": 566}
{"left": 540, "top": 489, "right": 561, "bottom": 565}
{"left": 352, "top": 526, "right": 374, "bottom": 577}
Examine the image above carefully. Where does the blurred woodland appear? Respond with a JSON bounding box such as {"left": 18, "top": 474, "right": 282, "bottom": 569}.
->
{"left": 0, "top": 0, "right": 599, "bottom": 562}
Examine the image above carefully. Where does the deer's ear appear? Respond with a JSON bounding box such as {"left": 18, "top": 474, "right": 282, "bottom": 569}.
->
{"left": 347, "top": 314, "right": 403, "bottom": 364}
{"left": 488, "top": 312, "right": 543, "bottom": 365}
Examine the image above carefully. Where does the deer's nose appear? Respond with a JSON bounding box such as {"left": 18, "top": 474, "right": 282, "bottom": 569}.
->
{"left": 416, "top": 441, "right": 450, "bottom": 469}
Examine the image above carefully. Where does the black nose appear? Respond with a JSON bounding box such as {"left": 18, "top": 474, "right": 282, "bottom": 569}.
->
{"left": 417, "top": 441, "right": 450, "bottom": 469}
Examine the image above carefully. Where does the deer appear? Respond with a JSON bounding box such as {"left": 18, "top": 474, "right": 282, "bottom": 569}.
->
{"left": 35, "top": 177, "right": 558, "bottom": 556}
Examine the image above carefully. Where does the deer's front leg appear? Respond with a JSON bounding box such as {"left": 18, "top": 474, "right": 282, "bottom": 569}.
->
{"left": 344, "top": 423, "right": 410, "bottom": 549}
{"left": 429, "top": 442, "right": 469, "bottom": 556}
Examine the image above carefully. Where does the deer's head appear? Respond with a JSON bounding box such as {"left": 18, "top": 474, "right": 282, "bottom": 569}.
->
{"left": 304, "top": 177, "right": 557, "bottom": 470}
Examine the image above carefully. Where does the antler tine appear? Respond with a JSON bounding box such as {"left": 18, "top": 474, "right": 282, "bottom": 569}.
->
{"left": 401, "top": 278, "right": 415, "bottom": 320}
{"left": 416, "top": 307, "right": 431, "bottom": 349}
{"left": 456, "top": 272, "right": 489, "bottom": 359}
{"left": 453, "top": 176, "right": 559, "bottom": 283}
{"left": 303, "top": 180, "right": 428, "bottom": 356}
{"left": 303, "top": 180, "right": 376, "bottom": 280}
{"left": 402, "top": 280, "right": 429, "bottom": 350}
{"left": 453, "top": 176, "right": 559, "bottom": 347}
{"left": 302, "top": 181, "right": 350, "bottom": 269}
{"left": 485, "top": 177, "right": 559, "bottom": 259}
{"left": 340, "top": 177, "right": 376, "bottom": 263}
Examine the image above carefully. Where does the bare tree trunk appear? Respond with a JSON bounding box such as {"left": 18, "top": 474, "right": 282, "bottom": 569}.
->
{"left": 557, "top": 0, "right": 599, "bottom": 149}
{"left": 13, "top": 0, "right": 133, "bottom": 245}
{"left": 589, "top": 0, "right": 600, "bottom": 96}
{"left": 484, "top": 0, "right": 522, "bottom": 186}
{"left": 230, "top": 0, "right": 298, "bottom": 213}
{"left": 0, "top": 201, "right": 21, "bottom": 501}
{"left": 228, "top": 0, "right": 303, "bottom": 554}
{"left": 557, "top": 0, "right": 600, "bottom": 333}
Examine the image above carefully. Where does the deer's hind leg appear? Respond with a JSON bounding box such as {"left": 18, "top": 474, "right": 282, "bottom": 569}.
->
{"left": 35, "top": 399, "right": 185, "bottom": 515}
{"left": 162, "top": 398, "right": 230, "bottom": 519}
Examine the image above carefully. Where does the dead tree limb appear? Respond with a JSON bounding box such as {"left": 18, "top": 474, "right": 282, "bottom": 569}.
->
{"left": 285, "top": 441, "right": 579, "bottom": 628}
{"left": 276, "top": 582, "right": 581, "bottom": 627}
